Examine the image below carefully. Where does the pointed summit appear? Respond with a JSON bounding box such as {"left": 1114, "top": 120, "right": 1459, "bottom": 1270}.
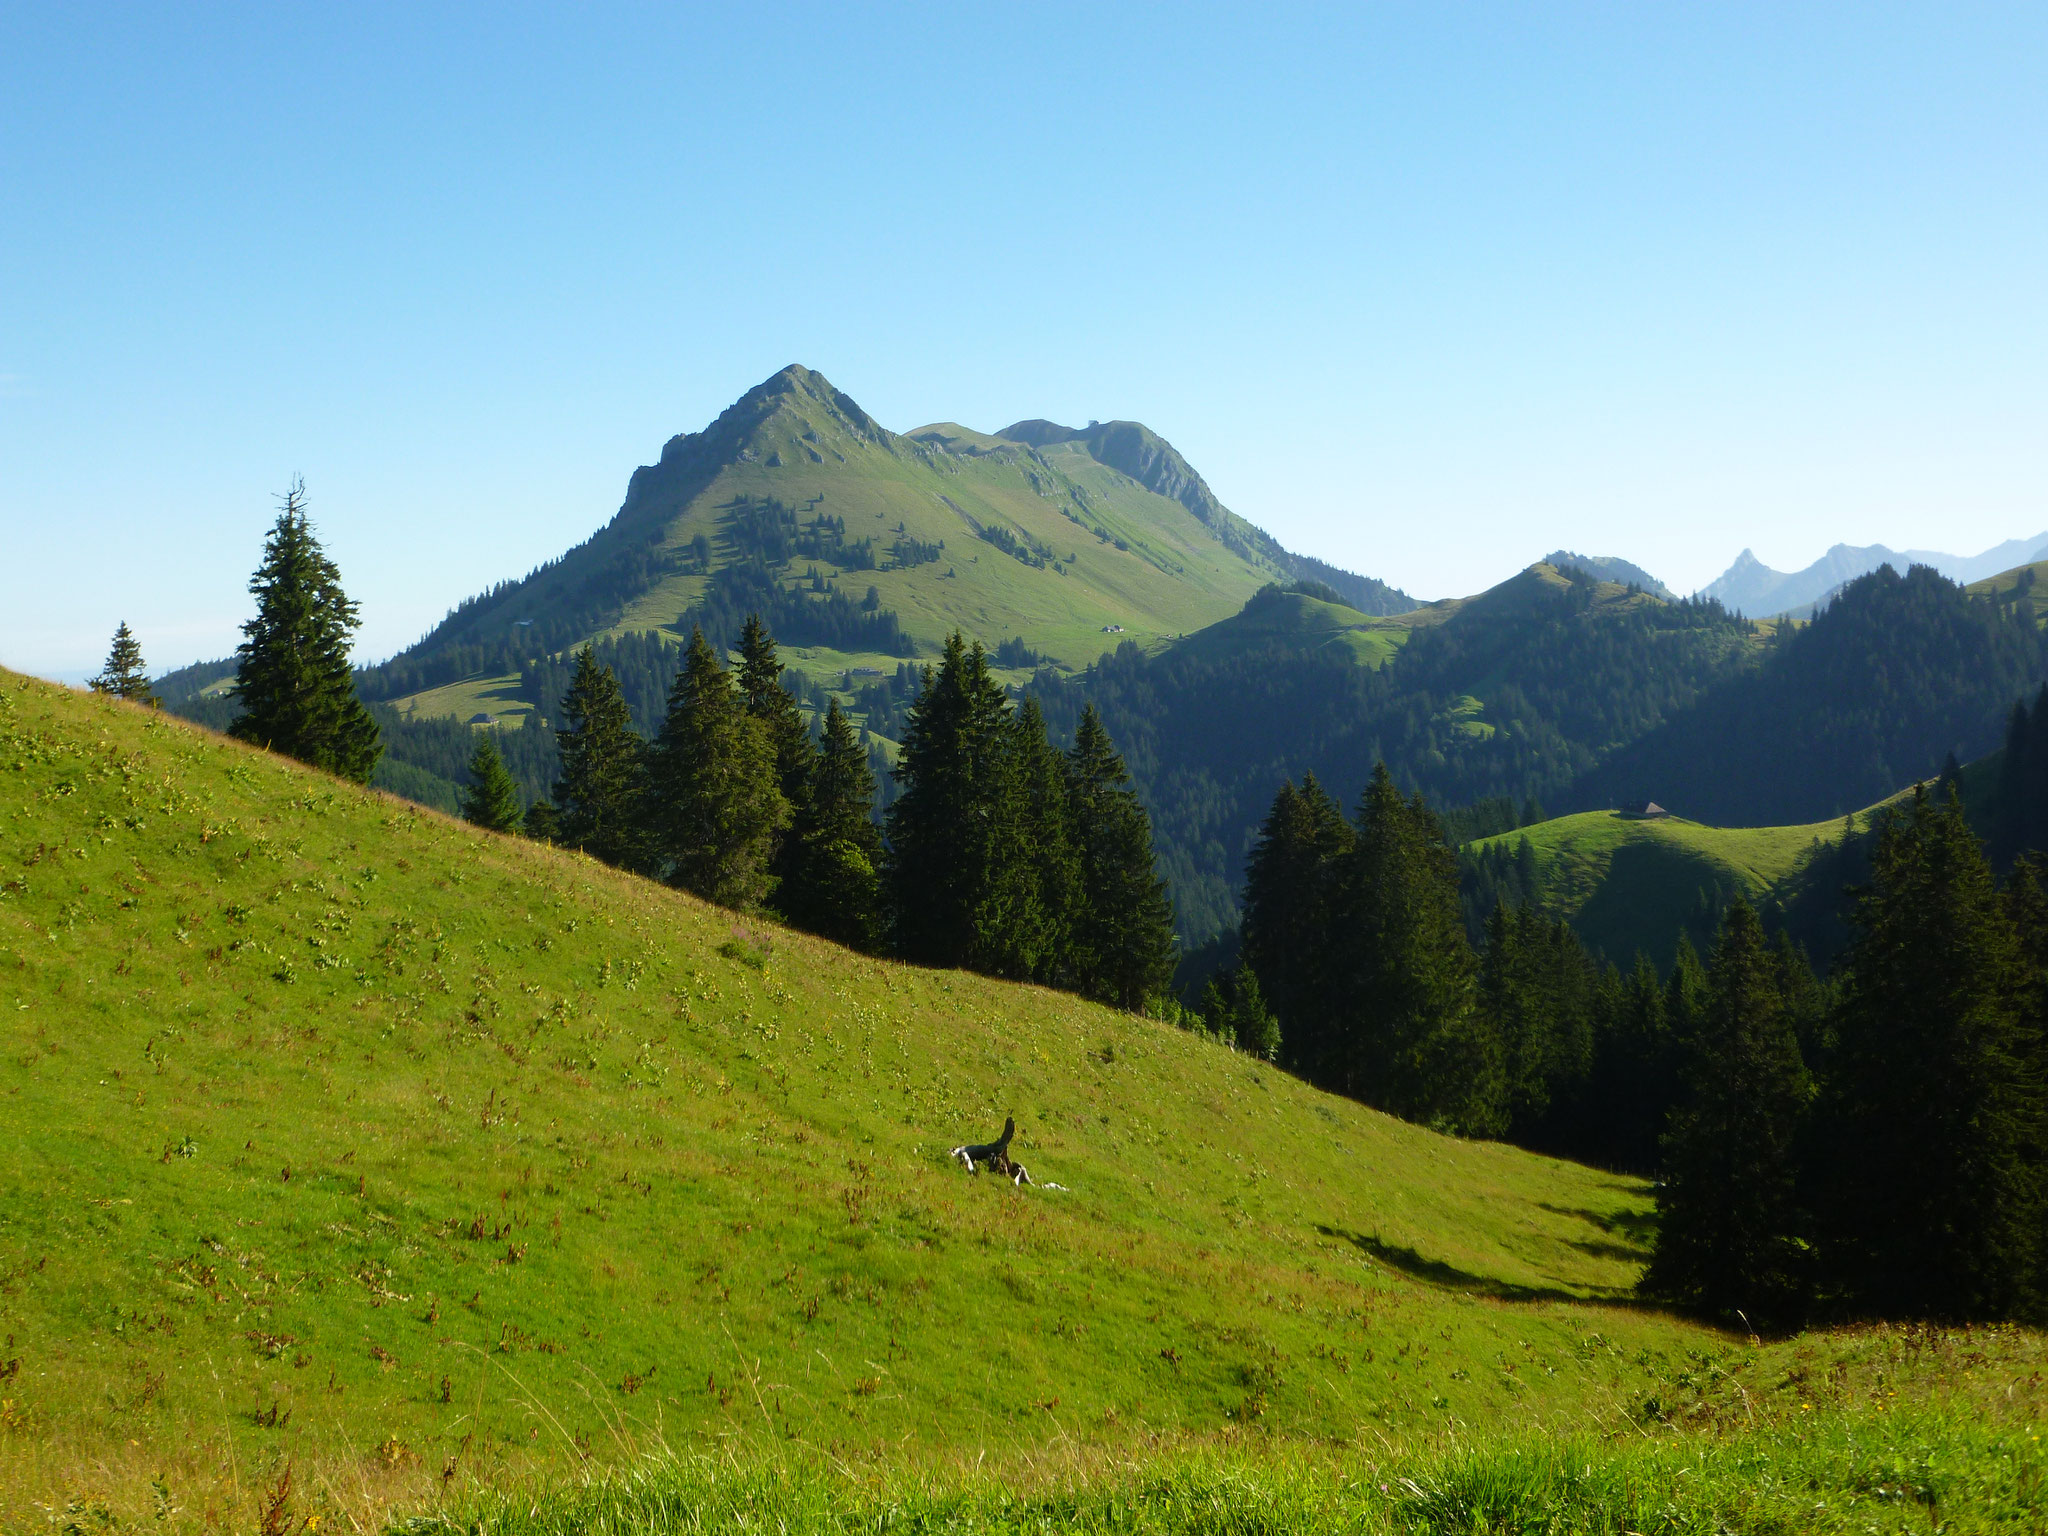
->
{"left": 654, "top": 364, "right": 887, "bottom": 473}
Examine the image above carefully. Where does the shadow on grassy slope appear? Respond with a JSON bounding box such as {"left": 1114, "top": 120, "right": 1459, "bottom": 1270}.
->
{"left": 1317, "top": 1226, "right": 1648, "bottom": 1306}
{"left": 1538, "top": 1201, "right": 1658, "bottom": 1261}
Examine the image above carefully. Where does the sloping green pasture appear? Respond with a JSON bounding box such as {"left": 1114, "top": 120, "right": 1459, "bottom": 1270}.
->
{"left": 0, "top": 675, "right": 2039, "bottom": 1533}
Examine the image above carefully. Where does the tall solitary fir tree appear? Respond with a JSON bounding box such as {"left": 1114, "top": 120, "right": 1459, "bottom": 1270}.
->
{"left": 459, "top": 731, "right": 525, "bottom": 833}
{"left": 88, "top": 623, "right": 155, "bottom": 702}
{"left": 781, "top": 698, "right": 884, "bottom": 949}
{"left": 646, "top": 627, "right": 788, "bottom": 909}
{"left": 229, "top": 479, "right": 381, "bottom": 783}
{"left": 1643, "top": 900, "right": 1813, "bottom": 1327}
{"left": 1813, "top": 787, "right": 2046, "bottom": 1321}
{"left": 1063, "top": 704, "right": 1174, "bottom": 1010}
{"left": 551, "top": 646, "right": 645, "bottom": 870}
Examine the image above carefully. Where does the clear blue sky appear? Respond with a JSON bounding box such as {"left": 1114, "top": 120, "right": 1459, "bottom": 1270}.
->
{"left": 4, "top": 4, "right": 2045, "bottom": 676}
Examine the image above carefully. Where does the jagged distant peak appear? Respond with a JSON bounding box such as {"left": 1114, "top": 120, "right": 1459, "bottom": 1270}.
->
{"left": 1700, "top": 531, "right": 2048, "bottom": 617}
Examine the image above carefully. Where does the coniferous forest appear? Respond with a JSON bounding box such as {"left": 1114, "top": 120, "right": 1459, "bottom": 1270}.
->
{"left": 1236, "top": 760, "right": 2048, "bottom": 1328}
{"left": 511, "top": 626, "right": 1185, "bottom": 1020}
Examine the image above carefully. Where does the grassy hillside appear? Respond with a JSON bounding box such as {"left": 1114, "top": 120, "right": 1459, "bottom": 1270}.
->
{"left": 3, "top": 674, "right": 2040, "bottom": 1533}
{"left": 1466, "top": 807, "right": 1882, "bottom": 968}
{"left": 1969, "top": 557, "right": 2048, "bottom": 625}
{"left": 1171, "top": 587, "right": 1421, "bottom": 669}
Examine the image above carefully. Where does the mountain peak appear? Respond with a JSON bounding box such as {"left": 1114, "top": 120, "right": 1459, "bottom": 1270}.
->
{"left": 996, "top": 419, "right": 1083, "bottom": 447}
{"left": 656, "top": 364, "right": 884, "bottom": 469}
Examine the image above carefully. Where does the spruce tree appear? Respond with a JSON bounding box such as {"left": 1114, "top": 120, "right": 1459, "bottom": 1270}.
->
{"left": 1242, "top": 774, "right": 1352, "bottom": 1082}
{"left": 1200, "top": 962, "right": 1281, "bottom": 1059}
{"left": 1064, "top": 704, "right": 1174, "bottom": 1010}
{"left": 782, "top": 699, "right": 885, "bottom": 949}
{"left": 551, "top": 646, "right": 645, "bottom": 869}
{"left": 459, "top": 731, "right": 524, "bottom": 833}
{"left": 1643, "top": 900, "right": 1813, "bottom": 1326}
{"left": 1013, "top": 697, "right": 1081, "bottom": 984}
{"left": 1995, "top": 685, "right": 2048, "bottom": 867}
{"left": 735, "top": 616, "right": 817, "bottom": 883}
{"left": 1582, "top": 952, "right": 1676, "bottom": 1173}
{"left": 885, "top": 635, "right": 1037, "bottom": 975}
{"left": 88, "top": 623, "right": 154, "bottom": 702}
{"left": 646, "top": 627, "right": 788, "bottom": 909}
{"left": 229, "top": 479, "right": 381, "bottom": 782}
{"left": 1814, "top": 788, "right": 2046, "bottom": 1320}
{"left": 523, "top": 800, "right": 560, "bottom": 843}
{"left": 1328, "top": 765, "right": 1490, "bottom": 1128}
{"left": 2008, "top": 857, "right": 2048, "bottom": 1309}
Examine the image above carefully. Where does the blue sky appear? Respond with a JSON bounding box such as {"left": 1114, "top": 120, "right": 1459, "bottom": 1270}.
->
{"left": 3, "top": 3, "right": 2045, "bottom": 675}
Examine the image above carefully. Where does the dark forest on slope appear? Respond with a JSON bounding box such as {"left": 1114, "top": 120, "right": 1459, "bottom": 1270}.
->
{"left": 1576, "top": 564, "right": 2048, "bottom": 824}
{"left": 1038, "top": 563, "right": 2048, "bottom": 944}
{"left": 1032, "top": 569, "right": 1760, "bottom": 942}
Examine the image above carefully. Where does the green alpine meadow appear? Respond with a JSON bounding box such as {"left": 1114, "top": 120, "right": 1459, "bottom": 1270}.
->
{"left": 3, "top": 672, "right": 2044, "bottom": 1531}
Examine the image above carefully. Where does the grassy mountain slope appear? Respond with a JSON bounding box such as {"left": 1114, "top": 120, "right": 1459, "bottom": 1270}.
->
{"left": 991, "top": 419, "right": 1414, "bottom": 619}
{"left": 1170, "top": 586, "right": 1422, "bottom": 669}
{"left": 376, "top": 368, "right": 1410, "bottom": 724}
{"left": 1544, "top": 552, "right": 1676, "bottom": 601}
{"left": 6, "top": 675, "right": 2040, "bottom": 1532}
{"left": 1466, "top": 806, "right": 1884, "bottom": 969}
{"left": 1039, "top": 563, "right": 1766, "bottom": 943}
{"left": 1969, "top": 558, "right": 2048, "bottom": 622}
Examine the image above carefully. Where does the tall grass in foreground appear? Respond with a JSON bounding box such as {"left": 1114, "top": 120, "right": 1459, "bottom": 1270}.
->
{"left": 405, "top": 1409, "right": 2043, "bottom": 1536}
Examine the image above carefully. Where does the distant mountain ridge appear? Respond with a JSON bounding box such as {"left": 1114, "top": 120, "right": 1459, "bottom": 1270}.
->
{"left": 1701, "top": 534, "right": 2048, "bottom": 617}
{"left": 1544, "top": 551, "right": 1676, "bottom": 600}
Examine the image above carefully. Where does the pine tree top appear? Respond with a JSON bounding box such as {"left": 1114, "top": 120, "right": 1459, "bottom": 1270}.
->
{"left": 89, "top": 622, "right": 154, "bottom": 701}
{"left": 228, "top": 480, "right": 380, "bottom": 783}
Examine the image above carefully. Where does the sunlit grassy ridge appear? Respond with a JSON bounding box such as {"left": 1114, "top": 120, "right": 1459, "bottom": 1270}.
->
{"left": 1466, "top": 807, "right": 1882, "bottom": 968}
{"left": 1, "top": 673, "right": 2040, "bottom": 1533}
{"left": 1172, "top": 589, "right": 1417, "bottom": 669}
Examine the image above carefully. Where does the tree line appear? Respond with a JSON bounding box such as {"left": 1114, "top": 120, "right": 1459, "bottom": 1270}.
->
{"left": 1033, "top": 562, "right": 2044, "bottom": 948}
{"left": 1240, "top": 764, "right": 2048, "bottom": 1326}
{"left": 514, "top": 625, "right": 1183, "bottom": 1015}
